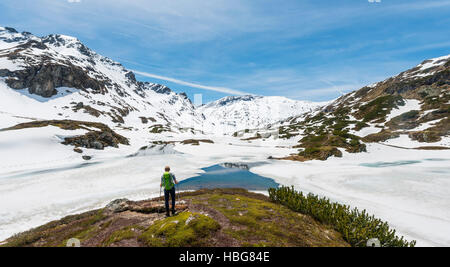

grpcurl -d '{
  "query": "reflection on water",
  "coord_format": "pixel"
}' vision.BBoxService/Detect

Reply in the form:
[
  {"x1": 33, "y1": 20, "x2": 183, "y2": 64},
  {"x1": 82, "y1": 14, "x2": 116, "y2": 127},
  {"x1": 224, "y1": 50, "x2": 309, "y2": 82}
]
[
  {"x1": 360, "y1": 160, "x2": 421, "y2": 168},
  {"x1": 177, "y1": 164, "x2": 279, "y2": 191}
]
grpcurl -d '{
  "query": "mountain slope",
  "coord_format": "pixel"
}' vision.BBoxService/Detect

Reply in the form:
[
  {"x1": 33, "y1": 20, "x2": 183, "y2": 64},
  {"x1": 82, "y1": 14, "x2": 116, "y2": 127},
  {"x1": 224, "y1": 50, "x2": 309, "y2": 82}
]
[
  {"x1": 269, "y1": 54, "x2": 450, "y2": 161},
  {"x1": 0, "y1": 26, "x2": 204, "y2": 137}
]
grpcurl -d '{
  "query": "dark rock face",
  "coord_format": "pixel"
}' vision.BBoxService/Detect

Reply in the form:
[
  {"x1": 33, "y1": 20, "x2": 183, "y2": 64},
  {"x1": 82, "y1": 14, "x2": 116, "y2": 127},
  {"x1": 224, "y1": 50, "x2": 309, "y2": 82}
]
[
  {"x1": 384, "y1": 70, "x2": 450, "y2": 95},
  {"x1": 0, "y1": 69, "x2": 11, "y2": 77},
  {"x1": 180, "y1": 139, "x2": 214, "y2": 145},
  {"x1": 125, "y1": 71, "x2": 136, "y2": 82},
  {"x1": 75, "y1": 102, "x2": 84, "y2": 109},
  {"x1": 63, "y1": 130, "x2": 128, "y2": 150},
  {"x1": 15, "y1": 40, "x2": 48, "y2": 50},
  {"x1": 92, "y1": 141, "x2": 104, "y2": 150},
  {"x1": 214, "y1": 95, "x2": 258, "y2": 107},
  {"x1": 4, "y1": 63, "x2": 107, "y2": 97},
  {"x1": 4, "y1": 27, "x2": 18, "y2": 33},
  {"x1": 362, "y1": 130, "x2": 399, "y2": 143},
  {"x1": 139, "y1": 117, "x2": 148, "y2": 124},
  {"x1": 409, "y1": 131, "x2": 442, "y2": 143},
  {"x1": 1, "y1": 119, "x2": 130, "y2": 149},
  {"x1": 42, "y1": 34, "x2": 93, "y2": 58},
  {"x1": 147, "y1": 83, "x2": 172, "y2": 94}
]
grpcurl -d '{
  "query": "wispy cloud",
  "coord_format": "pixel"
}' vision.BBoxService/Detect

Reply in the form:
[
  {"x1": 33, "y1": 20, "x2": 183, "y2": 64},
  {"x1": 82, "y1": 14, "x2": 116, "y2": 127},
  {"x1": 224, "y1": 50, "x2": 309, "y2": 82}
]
[
  {"x1": 133, "y1": 70, "x2": 249, "y2": 96},
  {"x1": 1, "y1": 0, "x2": 449, "y2": 102},
  {"x1": 390, "y1": 0, "x2": 450, "y2": 10},
  {"x1": 288, "y1": 83, "x2": 366, "y2": 100}
]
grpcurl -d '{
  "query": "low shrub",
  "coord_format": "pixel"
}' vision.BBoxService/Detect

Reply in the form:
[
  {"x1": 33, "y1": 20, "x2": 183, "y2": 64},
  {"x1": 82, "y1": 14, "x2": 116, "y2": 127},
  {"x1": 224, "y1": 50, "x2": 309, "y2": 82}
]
[{"x1": 268, "y1": 186, "x2": 416, "y2": 247}]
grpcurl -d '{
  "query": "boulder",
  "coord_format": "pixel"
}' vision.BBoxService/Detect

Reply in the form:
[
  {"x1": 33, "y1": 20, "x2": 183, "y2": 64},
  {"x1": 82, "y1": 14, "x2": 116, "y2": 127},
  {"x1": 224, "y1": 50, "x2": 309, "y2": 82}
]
[
  {"x1": 105, "y1": 199, "x2": 131, "y2": 213},
  {"x1": 92, "y1": 141, "x2": 103, "y2": 150}
]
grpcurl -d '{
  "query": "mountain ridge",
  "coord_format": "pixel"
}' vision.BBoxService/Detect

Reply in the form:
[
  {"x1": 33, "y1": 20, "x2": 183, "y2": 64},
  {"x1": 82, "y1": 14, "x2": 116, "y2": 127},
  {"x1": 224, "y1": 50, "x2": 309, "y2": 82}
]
[
  {"x1": 1, "y1": 25, "x2": 448, "y2": 159},
  {"x1": 0, "y1": 26, "x2": 321, "y2": 137},
  {"x1": 264, "y1": 53, "x2": 450, "y2": 161}
]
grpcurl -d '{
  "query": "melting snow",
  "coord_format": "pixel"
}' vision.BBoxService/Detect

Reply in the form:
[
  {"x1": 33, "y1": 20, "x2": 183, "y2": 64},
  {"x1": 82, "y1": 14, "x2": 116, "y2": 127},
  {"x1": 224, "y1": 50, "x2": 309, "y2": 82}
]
[
  {"x1": 417, "y1": 55, "x2": 450, "y2": 71},
  {"x1": 385, "y1": 99, "x2": 422, "y2": 122}
]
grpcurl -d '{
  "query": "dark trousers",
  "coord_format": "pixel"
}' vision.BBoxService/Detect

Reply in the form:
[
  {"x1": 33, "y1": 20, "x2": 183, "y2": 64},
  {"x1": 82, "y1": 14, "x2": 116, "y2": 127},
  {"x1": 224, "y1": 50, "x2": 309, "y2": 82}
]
[{"x1": 164, "y1": 187, "x2": 176, "y2": 214}]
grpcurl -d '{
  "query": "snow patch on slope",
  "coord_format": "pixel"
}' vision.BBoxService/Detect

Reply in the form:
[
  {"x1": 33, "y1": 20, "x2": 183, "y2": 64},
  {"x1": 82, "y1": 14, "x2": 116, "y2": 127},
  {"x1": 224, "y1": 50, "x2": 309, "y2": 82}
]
[
  {"x1": 385, "y1": 99, "x2": 422, "y2": 122},
  {"x1": 417, "y1": 54, "x2": 450, "y2": 71},
  {"x1": 398, "y1": 54, "x2": 450, "y2": 80}
]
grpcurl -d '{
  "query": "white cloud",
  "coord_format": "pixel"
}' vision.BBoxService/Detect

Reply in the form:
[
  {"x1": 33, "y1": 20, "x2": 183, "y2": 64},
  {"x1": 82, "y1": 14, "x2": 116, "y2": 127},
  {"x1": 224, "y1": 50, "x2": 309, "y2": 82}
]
[
  {"x1": 67, "y1": 0, "x2": 81, "y2": 3},
  {"x1": 133, "y1": 70, "x2": 249, "y2": 96},
  {"x1": 289, "y1": 83, "x2": 365, "y2": 99}
]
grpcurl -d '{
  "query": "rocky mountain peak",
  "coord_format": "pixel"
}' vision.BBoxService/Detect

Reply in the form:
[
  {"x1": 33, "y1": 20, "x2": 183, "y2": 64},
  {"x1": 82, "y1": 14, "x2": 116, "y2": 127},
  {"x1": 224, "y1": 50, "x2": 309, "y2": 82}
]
[
  {"x1": 0, "y1": 26, "x2": 35, "y2": 44},
  {"x1": 142, "y1": 83, "x2": 173, "y2": 95},
  {"x1": 41, "y1": 34, "x2": 94, "y2": 58},
  {"x1": 0, "y1": 26, "x2": 330, "y2": 135},
  {"x1": 0, "y1": 26, "x2": 18, "y2": 33},
  {"x1": 42, "y1": 34, "x2": 78, "y2": 45},
  {"x1": 209, "y1": 95, "x2": 259, "y2": 107}
]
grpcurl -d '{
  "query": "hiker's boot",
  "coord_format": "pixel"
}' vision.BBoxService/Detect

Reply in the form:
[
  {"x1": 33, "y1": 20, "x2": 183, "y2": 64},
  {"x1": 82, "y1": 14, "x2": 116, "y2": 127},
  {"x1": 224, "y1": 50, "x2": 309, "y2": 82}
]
[
  {"x1": 171, "y1": 209, "x2": 176, "y2": 216},
  {"x1": 166, "y1": 211, "x2": 170, "y2": 217}
]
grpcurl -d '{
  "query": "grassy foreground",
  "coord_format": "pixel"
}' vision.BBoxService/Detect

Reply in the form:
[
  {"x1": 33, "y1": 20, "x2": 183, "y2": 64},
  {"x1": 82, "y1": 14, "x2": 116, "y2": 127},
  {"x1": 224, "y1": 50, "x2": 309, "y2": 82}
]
[{"x1": 1, "y1": 188, "x2": 349, "y2": 247}]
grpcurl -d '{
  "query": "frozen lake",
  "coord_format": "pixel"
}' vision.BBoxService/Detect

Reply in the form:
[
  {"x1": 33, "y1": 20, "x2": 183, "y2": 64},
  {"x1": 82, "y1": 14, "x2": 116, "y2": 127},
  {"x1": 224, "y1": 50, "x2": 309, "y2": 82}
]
[{"x1": 0, "y1": 140, "x2": 449, "y2": 246}]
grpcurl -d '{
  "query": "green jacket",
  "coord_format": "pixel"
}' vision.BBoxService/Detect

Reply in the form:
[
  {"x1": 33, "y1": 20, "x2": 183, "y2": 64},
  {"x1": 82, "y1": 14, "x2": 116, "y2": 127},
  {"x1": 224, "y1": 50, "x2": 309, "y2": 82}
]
[{"x1": 161, "y1": 172, "x2": 176, "y2": 190}]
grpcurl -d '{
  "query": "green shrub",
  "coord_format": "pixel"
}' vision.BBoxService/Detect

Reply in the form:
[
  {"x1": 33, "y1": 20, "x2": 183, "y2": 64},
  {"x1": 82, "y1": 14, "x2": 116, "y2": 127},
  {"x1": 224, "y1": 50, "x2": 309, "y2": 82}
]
[
  {"x1": 359, "y1": 95, "x2": 405, "y2": 122},
  {"x1": 354, "y1": 121, "x2": 369, "y2": 131},
  {"x1": 268, "y1": 186, "x2": 416, "y2": 247},
  {"x1": 397, "y1": 110, "x2": 420, "y2": 120}
]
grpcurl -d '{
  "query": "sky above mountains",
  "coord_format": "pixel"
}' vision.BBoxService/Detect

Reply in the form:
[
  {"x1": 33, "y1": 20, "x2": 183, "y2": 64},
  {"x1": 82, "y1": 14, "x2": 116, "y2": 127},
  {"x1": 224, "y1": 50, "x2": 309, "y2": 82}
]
[{"x1": 1, "y1": 0, "x2": 449, "y2": 103}]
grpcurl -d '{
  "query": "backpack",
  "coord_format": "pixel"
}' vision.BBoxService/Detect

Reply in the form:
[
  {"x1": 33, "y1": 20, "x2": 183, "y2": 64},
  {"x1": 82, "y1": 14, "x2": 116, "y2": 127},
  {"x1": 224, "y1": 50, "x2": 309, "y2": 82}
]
[{"x1": 162, "y1": 172, "x2": 174, "y2": 190}]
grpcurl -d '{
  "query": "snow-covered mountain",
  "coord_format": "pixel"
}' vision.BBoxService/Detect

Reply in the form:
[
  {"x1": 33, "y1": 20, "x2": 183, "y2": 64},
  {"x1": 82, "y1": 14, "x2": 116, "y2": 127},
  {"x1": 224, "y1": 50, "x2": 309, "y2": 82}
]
[
  {"x1": 0, "y1": 26, "x2": 206, "y2": 138},
  {"x1": 0, "y1": 26, "x2": 324, "y2": 140},
  {"x1": 199, "y1": 95, "x2": 324, "y2": 133},
  {"x1": 265, "y1": 53, "x2": 450, "y2": 161}
]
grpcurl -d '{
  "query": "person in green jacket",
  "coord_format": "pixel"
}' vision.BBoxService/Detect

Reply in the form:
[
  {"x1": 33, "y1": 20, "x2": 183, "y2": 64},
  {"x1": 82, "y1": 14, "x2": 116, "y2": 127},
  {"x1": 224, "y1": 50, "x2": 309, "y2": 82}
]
[{"x1": 160, "y1": 166, "x2": 179, "y2": 217}]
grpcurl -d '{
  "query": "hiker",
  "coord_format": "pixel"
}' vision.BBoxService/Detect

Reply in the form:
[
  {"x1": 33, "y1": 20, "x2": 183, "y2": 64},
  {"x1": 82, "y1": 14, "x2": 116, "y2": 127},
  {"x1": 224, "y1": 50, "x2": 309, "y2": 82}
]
[{"x1": 160, "y1": 166, "x2": 179, "y2": 217}]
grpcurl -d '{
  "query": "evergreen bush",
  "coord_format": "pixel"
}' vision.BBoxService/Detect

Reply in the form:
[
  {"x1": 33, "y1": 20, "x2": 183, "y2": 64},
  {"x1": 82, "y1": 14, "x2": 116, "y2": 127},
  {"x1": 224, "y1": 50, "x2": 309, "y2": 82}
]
[{"x1": 269, "y1": 186, "x2": 416, "y2": 247}]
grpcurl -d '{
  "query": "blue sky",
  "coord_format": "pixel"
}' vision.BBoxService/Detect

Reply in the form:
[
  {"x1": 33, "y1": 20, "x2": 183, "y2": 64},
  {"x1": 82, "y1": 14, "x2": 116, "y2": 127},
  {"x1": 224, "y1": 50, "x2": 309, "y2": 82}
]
[{"x1": 1, "y1": 0, "x2": 449, "y2": 103}]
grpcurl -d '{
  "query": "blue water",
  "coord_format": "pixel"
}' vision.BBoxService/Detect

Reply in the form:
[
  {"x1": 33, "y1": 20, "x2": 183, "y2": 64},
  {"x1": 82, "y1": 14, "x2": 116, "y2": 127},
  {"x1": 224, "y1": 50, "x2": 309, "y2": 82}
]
[{"x1": 177, "y1": 164, "x2": 279, "y2": 191}]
